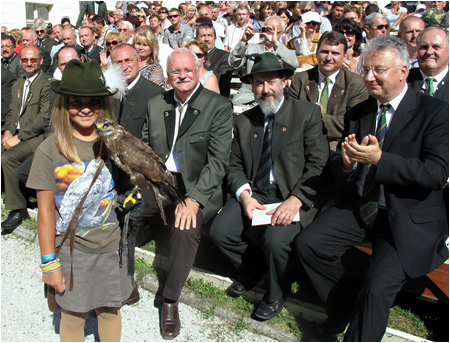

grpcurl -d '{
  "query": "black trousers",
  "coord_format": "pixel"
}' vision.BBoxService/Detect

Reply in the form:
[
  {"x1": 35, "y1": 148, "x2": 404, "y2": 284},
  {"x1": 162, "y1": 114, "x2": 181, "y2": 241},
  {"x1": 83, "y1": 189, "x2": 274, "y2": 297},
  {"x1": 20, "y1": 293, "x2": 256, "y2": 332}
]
[
  {"x1": 295, "y1": 205, "x2": 407, "y2": 342},
  {"x1": 210, "y1": 185, "x2": 300, "y2": 302},
  {"x1": 132, "y1": 173, "x2": 202, "y2": 302}
]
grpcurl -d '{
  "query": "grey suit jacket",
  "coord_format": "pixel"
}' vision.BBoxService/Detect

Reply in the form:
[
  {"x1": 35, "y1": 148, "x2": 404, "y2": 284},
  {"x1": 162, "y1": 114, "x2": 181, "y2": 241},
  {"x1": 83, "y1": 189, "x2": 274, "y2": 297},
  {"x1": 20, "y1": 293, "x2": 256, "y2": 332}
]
[
  {"x1": 1, "y1": 66, "x2": 17, "y2": 126},
  {"x1": 142, "y1": 85, "x2": 233, "y2": 222},
  {"x1": 205, "y1": 47, "x2": 233, "y2": 98},
  {"x1": 290, "y1": 66, "x2": 368, "y2": 141},
  {"x1": 4, "y1": 53, "x2": 25, "y2": 79},
  {"x1": 227, "y1": 96, "x2": 329, "y2": 227}
]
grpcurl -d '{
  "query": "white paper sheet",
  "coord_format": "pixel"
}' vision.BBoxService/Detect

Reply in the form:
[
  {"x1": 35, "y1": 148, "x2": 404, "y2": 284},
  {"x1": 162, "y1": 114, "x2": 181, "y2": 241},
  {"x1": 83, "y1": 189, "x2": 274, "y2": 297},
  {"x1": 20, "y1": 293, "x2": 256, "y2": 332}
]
[{"x1": 251, "y1": 202, "x2": 300, "y2": 226}]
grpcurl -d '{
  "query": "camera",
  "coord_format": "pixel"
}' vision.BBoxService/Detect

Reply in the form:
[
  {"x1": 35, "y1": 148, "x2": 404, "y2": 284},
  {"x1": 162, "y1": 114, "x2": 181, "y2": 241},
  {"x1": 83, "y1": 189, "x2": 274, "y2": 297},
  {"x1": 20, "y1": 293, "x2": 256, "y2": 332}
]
[{"x1": 252, "y1": 27, "x2": 266, "y2": 33}]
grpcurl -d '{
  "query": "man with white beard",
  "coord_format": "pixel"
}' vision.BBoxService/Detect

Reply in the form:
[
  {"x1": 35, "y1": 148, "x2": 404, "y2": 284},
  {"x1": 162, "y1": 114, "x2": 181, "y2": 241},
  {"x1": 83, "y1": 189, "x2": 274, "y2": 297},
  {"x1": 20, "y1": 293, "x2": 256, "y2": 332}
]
[{"x1": 210, "y1": 52, "x2": 329, "y2": 321}]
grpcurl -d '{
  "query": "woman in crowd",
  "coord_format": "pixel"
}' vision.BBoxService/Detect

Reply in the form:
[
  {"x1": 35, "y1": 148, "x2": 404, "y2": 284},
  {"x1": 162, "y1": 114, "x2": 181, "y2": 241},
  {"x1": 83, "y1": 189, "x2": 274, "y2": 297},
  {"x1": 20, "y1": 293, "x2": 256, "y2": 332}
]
[
  {"x1": 292, "y1": 11, "x2": 322, "y2": 59},
  {"x1": 99, "y1": 32, "x2": 126, "y2": 68},
  {"x1": 136, "y1": 9, "x2": 148, "y2": 26},
  {"x1": 107, "y1": 11, "x2": 115, "y2": 25},
  {"x1": 132, "y1": 31, "x2": 165, "y2": 87},
  {"x1": 276, "y1": 8, "x2": 294, "y2": 46},
  {"x1": 382, "y1": 1, "x2": 407, "y2": 31},
  {"x1": 343, "y1": 6, "x2": 362, "y2": 25},
  {"x1": 187, "y1": 40, "x2": 219, "y2": 93},
  {"x1": 27, "y1": 59, "x2": 137, "y2": 342},
  {"x1": 184, "y1": 4, "x2": 197, "y2": 28},
  {"x1": 258, "y1": 1, "x2": 275, "y2": 23},
  {"x1": 10, "y1": 29, "x2": 23, "y2": 54},
  {"x1": 334, "y1": 18, "x2": 363, "y2": 73}
]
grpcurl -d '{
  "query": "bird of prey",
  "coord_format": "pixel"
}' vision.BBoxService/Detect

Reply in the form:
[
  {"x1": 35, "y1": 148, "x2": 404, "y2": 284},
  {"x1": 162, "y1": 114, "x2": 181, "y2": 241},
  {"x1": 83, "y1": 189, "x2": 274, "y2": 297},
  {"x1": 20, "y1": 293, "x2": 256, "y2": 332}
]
[{"x1": 96, "y1": 118, "x2": 183, "y2": 224}]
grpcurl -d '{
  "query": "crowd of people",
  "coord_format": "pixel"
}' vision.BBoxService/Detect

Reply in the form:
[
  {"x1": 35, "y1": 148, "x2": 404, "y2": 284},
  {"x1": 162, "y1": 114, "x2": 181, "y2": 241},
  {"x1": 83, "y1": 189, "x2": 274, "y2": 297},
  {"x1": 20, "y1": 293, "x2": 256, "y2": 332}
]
[{"x1": 1, "y1": 0, "x2": 449, "y2": 342}]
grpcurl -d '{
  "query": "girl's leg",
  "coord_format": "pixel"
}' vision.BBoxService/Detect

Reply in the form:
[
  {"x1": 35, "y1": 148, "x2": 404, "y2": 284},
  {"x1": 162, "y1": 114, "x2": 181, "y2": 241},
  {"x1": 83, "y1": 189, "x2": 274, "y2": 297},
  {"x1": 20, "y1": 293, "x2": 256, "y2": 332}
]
[
  {"x1": 95, "y1": 307, "x2": 121, "y2": 342},
  {"x1": 60, "y1": 308, "x2": 88, "y2": 342}
]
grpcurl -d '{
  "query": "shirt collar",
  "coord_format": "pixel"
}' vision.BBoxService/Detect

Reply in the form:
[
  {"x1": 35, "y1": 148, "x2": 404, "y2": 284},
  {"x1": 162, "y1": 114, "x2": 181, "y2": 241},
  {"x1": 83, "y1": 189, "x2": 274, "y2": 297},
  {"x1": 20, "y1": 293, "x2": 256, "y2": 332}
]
[
  {"x1": 419, "y1": 66, "x2": 449, "y2": 85},
  {"x1": 25, "y1": 71, "x2": 39, "y2": 84},
  {"x1": 318, "y1": 69, "x2": 339, "y2": 85},
  {"x1": 376, "y1": 84, "x2": 408, "y2": 111},
  {"x1": 174, "y1": 83, "x2": 200, "y2": 106},
  {"x1": 127, "y1": 73, "x2": 141, "y2": 91}
]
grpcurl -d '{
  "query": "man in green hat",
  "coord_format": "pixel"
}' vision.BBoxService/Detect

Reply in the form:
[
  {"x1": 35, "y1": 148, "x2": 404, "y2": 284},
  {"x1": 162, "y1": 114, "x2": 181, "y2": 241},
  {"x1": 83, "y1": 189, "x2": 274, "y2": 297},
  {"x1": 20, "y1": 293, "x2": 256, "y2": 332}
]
[{"x1": 210, "y1": 52, "x2": 329, "y2": 321}]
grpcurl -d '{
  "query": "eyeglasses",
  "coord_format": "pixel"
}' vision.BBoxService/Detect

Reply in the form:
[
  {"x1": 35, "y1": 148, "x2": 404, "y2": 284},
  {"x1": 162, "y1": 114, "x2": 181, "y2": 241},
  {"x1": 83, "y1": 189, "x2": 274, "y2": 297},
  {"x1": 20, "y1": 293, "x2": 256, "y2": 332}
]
[
  {"x1": 20, "y1": 58, "x2": 39, "y2": 64},
  {"x1": 337, "y1": 29, "x2": 355, "y2": 37},
  {"x1": 306, "y1": 21, "x2": 320, "y2": 25},
  {"x1": 159, "y1": 11, "x2": 168, "y2": 14},
  {"x1": 168, "y1": 14, "x2": 179, "y2": 19},
  {"x1": 138, "y1": 15, "x2": 145, "y2": 18},
  {"x1": 106, "y1": 40, "x2": 120, "y2": 47},
  {"x1": 371, "y1": 24, "x2": 389, "y2": 30},
  {"x1": 118, "y1": 28, "x2": 128, "y2": 32},
  {"x1": 195, "y1": 52, "x2": 204, "y2": 58},
  {"x1": 169, "y1": 68, "x2": 195, "y2": 76},
  {"x1": 360, "y1": 65, "x2": 400, "y2": 76},
  {"x1": 35, "y1": 29, "x2": 45, "y2": 34}
]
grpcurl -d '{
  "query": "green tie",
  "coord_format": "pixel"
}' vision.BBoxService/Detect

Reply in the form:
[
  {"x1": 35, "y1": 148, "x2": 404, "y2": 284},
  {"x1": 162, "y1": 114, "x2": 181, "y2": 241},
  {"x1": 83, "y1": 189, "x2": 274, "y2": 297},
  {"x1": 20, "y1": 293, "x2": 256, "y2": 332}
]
[
  {"x1": 319, "y1": 78, "x2": 331, "y2": 113},
  {"x1": 426, "y1": 77, "x2": 435, "y2": 96}
]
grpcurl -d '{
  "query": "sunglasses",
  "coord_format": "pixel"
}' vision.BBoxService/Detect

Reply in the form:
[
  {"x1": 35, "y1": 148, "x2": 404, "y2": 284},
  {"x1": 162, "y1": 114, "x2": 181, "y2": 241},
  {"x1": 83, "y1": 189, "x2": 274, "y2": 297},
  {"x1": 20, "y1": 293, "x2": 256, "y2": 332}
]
[
  {"x1": 21, "y1": 58, "x2": 39, "y2": 64},
  {"x1": 138, "y1": 15, "x2": 145, "y2": 18},
  {"x1": 195, "y1": 52, "x2": 204, "y2": 58},
  {"x1": 168, "y1": 14, "x2": 179, "y2": 19},
  {"x1": 159, "y1": 11, "x2": 168, "y2": 14},
  {"x1": 372, "y1": 24, "x2": 389, "y2": 30},
  {"x1": 106, "y1": 40, "x2": 120, "y2": 46},
  {"x1": 118, "y1": 28, "x2": 128, "y2": 32},
  {"x1": 337, "y1": 29, "x2": 355, "y2": 37},
  {"x1": 306, "y1": 21, "x2": 320, "y2": 25},
  {"x1": 35, "y1": 29, "x2": 45, "y2": 34}
]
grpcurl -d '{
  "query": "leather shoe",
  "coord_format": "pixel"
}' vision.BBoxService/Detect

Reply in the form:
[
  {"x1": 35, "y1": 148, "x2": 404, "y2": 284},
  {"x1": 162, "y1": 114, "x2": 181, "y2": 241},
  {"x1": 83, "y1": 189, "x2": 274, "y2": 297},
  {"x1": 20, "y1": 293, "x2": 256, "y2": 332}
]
[
  {"x1": 1, "y1": 210, "x2": 29, "y2": 232},
  {"x1": 160, "y1": 302, "x2": 180, "y2": 340},
  {"x1": 227, "y1": 280, "x2": 248, "y2": 297},
  {"x1": 254, "y1": 297, "x2": 285, "y2": 320}
]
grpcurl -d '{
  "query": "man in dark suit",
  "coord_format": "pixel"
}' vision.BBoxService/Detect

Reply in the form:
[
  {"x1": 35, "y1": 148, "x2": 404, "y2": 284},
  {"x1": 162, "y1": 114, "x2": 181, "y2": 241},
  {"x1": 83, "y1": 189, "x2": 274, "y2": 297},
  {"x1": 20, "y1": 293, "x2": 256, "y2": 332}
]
[
  {"x1": 210, "y1": 53, "x2": 329, "y2": 321},
  {"x1": 1, "y1": 35, "x2": 25, "y2": 78},
  {"x1": 1, "y1": 65, "x2": 17, "y2": 126},
  {"x1": 290, "y1": 31, "x2": 368, "y2": 148},
  {"x1": 407, "y1": 26, "x2": 448, "y2": 102},
  {"x1": 140, "y1": 48, "x2": 233, "y2": 340},
  {"x1": 79, "y1": 26, "x2": 103, "y2": 64},
  {"x1": 76, "y1": 1, "x2": 108, "y2": 27},
  {"x1": 295, "y1": 36, "x2": 449, "y2": 341},
  {"x1": 110, "y1": 44, "x2": 164, "y2": 137},
  {"x1": 196, "y1": 23, "x2": 233, "y2": 97},
  {"x1": 1, "y1": 46, "x2": 52, "y2": 232},
  {"x1": 34, "y1": 22, "x2": 56, "y2": 53},
  {"x1": 21, "y1": 30, "x2": 51, "y2": 73}
]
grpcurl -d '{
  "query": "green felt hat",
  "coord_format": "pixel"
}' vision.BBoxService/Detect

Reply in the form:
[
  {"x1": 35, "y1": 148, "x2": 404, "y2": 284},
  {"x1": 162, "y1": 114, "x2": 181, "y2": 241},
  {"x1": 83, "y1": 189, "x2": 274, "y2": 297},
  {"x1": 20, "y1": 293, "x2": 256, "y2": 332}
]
[
  {"x1": 50, "y1": 59, "x2": 117, "y2": 97},
  {"x1": 240, "y1": 52, "x2": 295, "y2": 84}
]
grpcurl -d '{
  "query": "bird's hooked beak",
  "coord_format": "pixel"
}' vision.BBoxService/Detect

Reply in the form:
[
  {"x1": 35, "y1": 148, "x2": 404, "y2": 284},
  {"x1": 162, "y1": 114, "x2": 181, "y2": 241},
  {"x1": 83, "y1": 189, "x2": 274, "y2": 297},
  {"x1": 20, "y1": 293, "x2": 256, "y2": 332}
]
[{"x1": 96, "y1": 123, "x2": 104, "y2": 131}]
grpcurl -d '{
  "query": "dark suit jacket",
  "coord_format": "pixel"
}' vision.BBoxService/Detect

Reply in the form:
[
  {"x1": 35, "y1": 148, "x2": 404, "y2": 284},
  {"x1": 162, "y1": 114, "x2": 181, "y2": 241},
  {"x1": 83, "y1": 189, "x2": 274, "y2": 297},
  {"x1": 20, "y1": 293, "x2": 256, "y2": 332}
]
[
  {"x1": 39, "y1": 38, "x2": 57, "y2": 53},
  {"x1": 407, "y1": 68, "x2": 449, "y2": 102},
  {"x1": 290, "y1": 66, "x2": 368, "y2": 142},
  {"x1": 113, "y1": 75, "x2": 164, "y2": 138},
  {"x1": 142, "y1": 85, "x2": 233, "y2": 222},
  {"x1": 3, "y1": 70, "x2": 52, "y2": 150},
  {"x1": 331, "y1": 89, "x2": 449, "y2": 278},
  {"x1": 4, "y1": 53, "x2": 25, "y2": 78},
  {"x1": 82, "y1": 44, "x2": 104, "y2": 64},
  {"x1": 38, "y1": 46, "x2": 51, "y2": 73},
  {"x1": 77, "y1": 1, "x2": 108, "y2": 26},
  {"x1": 1, "y1": 66, "x2": 17, "y2": 126},
  {"x1": 205, "y1": 47, "x2": 233, "y2": 98},
  {"x1": 228, "y1": 96, "x2": 329, "y2": 227}
]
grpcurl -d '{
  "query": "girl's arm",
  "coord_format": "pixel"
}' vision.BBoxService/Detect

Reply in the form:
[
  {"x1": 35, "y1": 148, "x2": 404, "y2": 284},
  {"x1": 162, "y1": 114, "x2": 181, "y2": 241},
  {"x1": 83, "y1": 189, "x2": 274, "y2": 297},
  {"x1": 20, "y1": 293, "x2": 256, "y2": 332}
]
[{"x1": 37, "y1": 190, "x2": 66, "y2": 293}]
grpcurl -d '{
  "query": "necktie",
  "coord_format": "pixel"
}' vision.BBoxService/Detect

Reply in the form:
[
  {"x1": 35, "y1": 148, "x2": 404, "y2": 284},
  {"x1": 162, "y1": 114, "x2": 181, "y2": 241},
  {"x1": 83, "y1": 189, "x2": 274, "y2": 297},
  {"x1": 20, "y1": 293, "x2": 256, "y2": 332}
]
[
  {"x1": 359, "y1": 104, "x2": 389, "y2": 225},
  {"x1": 254, "y1": 115, "x2": 273, "y2": 190},
  {"x1": 177, "y1": 103, "x2": 184, "y2": 130},
  {"x1": 118, "y1": 89, "x2": 128, "y2": 122},
  {"x1": 2, "y1": 58, "x2": 8, "y2": 68},
  {"x1": 425, "y1": 77, "x2": 435, "y2": 97},
  {"x1": 319, "y1": 77, "x2": 331, "y2": 114}
]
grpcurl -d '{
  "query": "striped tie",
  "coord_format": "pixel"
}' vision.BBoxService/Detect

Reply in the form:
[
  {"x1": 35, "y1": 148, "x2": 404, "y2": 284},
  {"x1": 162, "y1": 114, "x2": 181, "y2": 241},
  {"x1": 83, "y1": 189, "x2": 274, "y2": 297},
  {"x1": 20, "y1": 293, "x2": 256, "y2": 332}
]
[
  {"x1": 359, "y1": 104, "x2": 389, "y2": 224},
  {"x1": 254, "y1": 115, "x2": 273, "y2": 190}
]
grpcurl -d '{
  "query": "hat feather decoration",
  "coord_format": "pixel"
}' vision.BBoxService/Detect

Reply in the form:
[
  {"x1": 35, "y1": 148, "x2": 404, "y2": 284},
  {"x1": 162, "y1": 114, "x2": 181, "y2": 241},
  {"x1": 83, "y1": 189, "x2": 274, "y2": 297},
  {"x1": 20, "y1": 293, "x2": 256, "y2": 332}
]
[{"x1": 103, "y1": 62, "x2": 128, "y2": 100}]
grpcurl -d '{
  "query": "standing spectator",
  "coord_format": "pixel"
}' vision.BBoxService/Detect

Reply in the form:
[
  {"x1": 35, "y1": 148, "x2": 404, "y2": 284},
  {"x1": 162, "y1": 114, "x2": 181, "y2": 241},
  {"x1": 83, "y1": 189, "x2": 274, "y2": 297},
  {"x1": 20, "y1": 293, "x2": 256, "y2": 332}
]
[
  {"x1": 1, "y1": 46, "x2": 52, "y2": 232},
  {"x1": 79, "y1": 26, "x2": 104, "y2": 64},
  {"x1": 9, "y1": 29, "x2": 24, "y2": 55},
  {"x1": 1, "y1": 66, "x2": 17, "y2": 126},
  {"x1": 50, "y1": 24, "x2": 64, "y2": 60},
  {"x1": 77, "y1": 1, "x2": 108, "y2": 27},
  {"x1": 397, "y1": 16, "x2": 425, "y2": 69},
  {"x1": 34, "y1": 22, "x2": 56, "y2": 53},
  {"x1": 325, "y1": 1, "x2": 346, "y2": 27},
  {"x1": 382, "y1": 1, "x2": 407, "y2": 32},
  {"x1": 224, "y1": 5, "x2": 259, "y2": 52},
  {"x1": 132, "y1": 31, "x2": 164, "y2": 87},
  {"x1": 187, "y1": 39, "x2": 219, "y2": 93},
  {"x1": 1, "y1": 35, "x2": 25, "y2": 78},
  {"x1": 163, "y1": 8, "x2": 194, "y2": 49},
  {"x1": 118, "y1": 21, "x2": 134, "y2": 44},
  {"x1": 363, "y1": 13, "x2": 389, "y2": 43},
  {"x1": 159, "y1": 7, "x2": 172, "y2": 29},
  {"x1": 334, "y1": 18, "x2": 364, "y2": 73}
]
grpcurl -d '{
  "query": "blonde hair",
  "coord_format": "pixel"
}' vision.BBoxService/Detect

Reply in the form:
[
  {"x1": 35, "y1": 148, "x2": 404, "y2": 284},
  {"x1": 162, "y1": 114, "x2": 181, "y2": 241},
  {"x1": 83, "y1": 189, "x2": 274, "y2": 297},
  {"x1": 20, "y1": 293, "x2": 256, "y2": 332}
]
[
  {"x1": 10, "y1": 28, "x2": 23, "y2": 44},
  {"x1": 131, "y1": 31, "x2": 159, "y2": 63},
  {"x1": 50, "y1": 95, "x2": 114, "y2": 165}
]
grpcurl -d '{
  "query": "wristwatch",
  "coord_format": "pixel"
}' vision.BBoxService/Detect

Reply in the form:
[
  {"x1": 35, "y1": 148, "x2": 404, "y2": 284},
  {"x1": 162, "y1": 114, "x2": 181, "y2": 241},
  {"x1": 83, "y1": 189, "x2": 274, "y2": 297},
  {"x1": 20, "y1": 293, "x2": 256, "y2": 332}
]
[
  {"x1": 189, "y1": 197, "x2": 198, "y2": 204},
  {"x1": 17, "y1": 134, "x2": 23, "y2": 141}
]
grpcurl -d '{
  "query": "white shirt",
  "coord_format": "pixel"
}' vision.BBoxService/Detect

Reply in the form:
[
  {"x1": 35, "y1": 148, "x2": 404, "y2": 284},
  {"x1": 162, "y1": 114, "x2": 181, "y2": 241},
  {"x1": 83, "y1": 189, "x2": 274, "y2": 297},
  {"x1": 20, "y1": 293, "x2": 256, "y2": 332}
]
[
  {"x1": 224, "y1": 23, "x2": 260, "y2": 51},
  {"x1": 17, "y1": 73, "x2": 39, "y2": 129},
  {"x1": 318, "y1": 69, "x2": 339, "y2": 102},
  {"x1": 420, "y1": 66, "x2": 449, "y2": 95},
  {"x1": 235, "y1": 97, "x2": 285, "y2": 201}
]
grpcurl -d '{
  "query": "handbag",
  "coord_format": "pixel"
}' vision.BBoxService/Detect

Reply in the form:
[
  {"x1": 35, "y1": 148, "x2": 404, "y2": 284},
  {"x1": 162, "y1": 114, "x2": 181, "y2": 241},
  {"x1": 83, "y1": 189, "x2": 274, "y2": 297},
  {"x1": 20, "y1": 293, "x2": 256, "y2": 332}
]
[{"x1": 44, "y1": 159, "x2": 105, "y2": 312}]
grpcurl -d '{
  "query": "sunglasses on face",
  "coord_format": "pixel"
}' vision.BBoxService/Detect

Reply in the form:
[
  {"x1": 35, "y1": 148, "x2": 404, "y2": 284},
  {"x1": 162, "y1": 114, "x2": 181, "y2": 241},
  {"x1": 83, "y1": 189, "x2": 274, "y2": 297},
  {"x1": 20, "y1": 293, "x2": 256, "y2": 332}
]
[
  {"x1": 35, "y1": 29, "x2": 45, "y2": 34},
  {"x1": 372, "y1": 24, "x2": 389, "y2": 30},
  {"x1": 306, "y1": 21, "x2": 320, "y2": 25},
  {"x1": 21, "y1": 58, "x2": 39, "y2": 64},
  {"x1": 159, "y1": 11, "x2": 168, "y2": 14},
  {"x1": 118, "y1": 28, "x2": 128, "y2": 32},
  {"x1": 106, "y1": 40, "x2": 119, "y2": 46},
  {"x1": 168, "y1": 14, "x2": 179, "y2": 19},
  {"x1": 195, "y1": 52, "x2": 204, "y2": 58},
  {"x1": 337, "y1": 29, "x2": 355, "y2": 37}
]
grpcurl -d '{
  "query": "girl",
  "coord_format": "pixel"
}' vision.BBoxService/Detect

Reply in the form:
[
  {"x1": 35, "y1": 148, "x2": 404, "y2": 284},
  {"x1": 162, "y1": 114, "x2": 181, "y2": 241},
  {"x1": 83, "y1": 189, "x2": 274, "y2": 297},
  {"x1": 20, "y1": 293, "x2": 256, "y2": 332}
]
[{"x1": 27, "y1": 60, "x2": 137, "y2": 342}]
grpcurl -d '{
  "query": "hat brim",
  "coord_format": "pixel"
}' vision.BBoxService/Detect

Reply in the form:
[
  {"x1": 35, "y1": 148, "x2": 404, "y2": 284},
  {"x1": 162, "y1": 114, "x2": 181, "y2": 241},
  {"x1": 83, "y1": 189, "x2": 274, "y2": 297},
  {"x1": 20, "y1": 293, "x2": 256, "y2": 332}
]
[
  {"x1": 240, "y1": 67, "x2": 295, "y2": 84},
  {"x1": 50, "y1": 80, "x2": 118, "y2": 97}
]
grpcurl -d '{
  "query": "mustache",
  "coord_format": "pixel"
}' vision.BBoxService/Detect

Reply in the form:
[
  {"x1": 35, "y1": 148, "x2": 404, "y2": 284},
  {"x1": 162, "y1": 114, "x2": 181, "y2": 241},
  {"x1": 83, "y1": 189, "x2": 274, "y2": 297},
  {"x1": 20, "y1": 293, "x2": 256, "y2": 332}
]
[
  {"x1": 259, "y1": 92, "x2": 276, "y2": 99},
  {"x1": 175, "y1": 77, "x2": 192, "y2": 83}
]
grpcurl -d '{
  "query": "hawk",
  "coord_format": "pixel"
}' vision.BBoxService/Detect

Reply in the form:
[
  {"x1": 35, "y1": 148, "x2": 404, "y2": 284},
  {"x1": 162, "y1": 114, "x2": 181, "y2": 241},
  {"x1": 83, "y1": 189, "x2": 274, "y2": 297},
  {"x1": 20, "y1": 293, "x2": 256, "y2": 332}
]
[{"x1": 96, "y1": 118, "x2": 183, "y2": 224}]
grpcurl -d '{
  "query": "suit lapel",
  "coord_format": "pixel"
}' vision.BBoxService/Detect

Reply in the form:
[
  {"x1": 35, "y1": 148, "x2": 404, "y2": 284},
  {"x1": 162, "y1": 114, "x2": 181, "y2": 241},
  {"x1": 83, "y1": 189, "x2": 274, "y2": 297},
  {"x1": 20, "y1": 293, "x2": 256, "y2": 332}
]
[
  {"x1": 20, "y1": 72, "x2": 41, "y2": 115},
  {"x1": 327, "y1": 69, "x2": 345, "y2": 114},
  {"x1": 435, "y1": 71, "x2": 449, "y2": 99},
  {"x1": 177, "y1": 85, "x2": 203, "y2": 139},
  {"x1": 359, "y1": 97, "x2": 378, "y2": 139},
  {"x1": 305, "y1": 67, "x2": 319, "y2": 103},
  {"x1": 271, "y1": 99, "x2": 289, "y2": 163}
]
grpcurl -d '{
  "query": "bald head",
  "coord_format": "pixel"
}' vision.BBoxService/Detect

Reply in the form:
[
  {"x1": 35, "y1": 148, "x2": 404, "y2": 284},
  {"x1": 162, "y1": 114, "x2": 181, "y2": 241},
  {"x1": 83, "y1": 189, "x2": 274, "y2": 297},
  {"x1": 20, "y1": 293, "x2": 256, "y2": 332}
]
[
  {"x1": 398, "y1": 16, "x2": 425, "y2": 49},
  {"x1": 22, "y1": 30, "x2": 38, "y2": 47},
  {"x1": 62, "y1": 28, "x2": 77, "y2": 46}
]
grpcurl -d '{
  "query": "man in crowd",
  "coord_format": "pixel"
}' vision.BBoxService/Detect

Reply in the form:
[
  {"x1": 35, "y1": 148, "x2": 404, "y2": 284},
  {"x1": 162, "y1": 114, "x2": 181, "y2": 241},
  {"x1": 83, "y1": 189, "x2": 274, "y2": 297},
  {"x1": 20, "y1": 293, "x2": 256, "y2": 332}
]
[
  {"x1": 1, "y1": 66, "x2": 17, "y2": 126},
  {"x1": 158, "y1": 7, "x2": 171, "y2": 30},
  {"x1": 76, "y1": 1, "x2": 108, "y2": 27},
  {"x1": 210, "y1": 4, "x2": 228, "y2": 36},
  {"x1": 61, "y1": 28, "x2": 81, "y2": 50},
  {"x1": 119, "y1": 21, "x2": 134, "y2": 44},
  {"x1": 290, "y1": 31, "x2": 368, "y2": 149},
  {"x1": 90, "y1": 15, "x2": 107, "y2": 46},
  {"x1": 229, "y1": 15, "x2": 298, "y2": 109},
  {"x1": 34, "y1": 22, "x2": 56, "y2": 53},
  {"x1": 198, "y1": 5, "x2": 225, "y2": 45},
  {"x1": 79, "y1": 26, "x2": 103, "y2": 64},
  {"x1": 224, "y1": 5, "x2": 259, "y2": 51},
  {"x1": 140, "y1": 48, "x2": 233, "y2": 340},
  {"x1": 210, "y1": 52, "x2": 329, "y2": 321},
  {"x1": 1, "y1": 35, "x2": 25, "y2": 78},
  {"x1": 296, "y1": 35, "x2": 448, "y2": 342},
  {"x1": 163, "y1": 8, "x2": 194, "y2": 49},
  {"x1": 149, "y1": 14, "x2": 164, "y2": 42},
  {"x1": 50, "y1": 24, "x2": 64, "y2": 60},
  {"x1": 363, "y1": 13, "x2": 389, "y2": 43},
  {"x1": 325, "y1": 1, "x2": 345, "y2": 27},
  {"x1": 1, "y1": 46, "x2": 52, "y2": 232},
  {"x1": 108, "y1": 9, "x2": 124, "y2": 32},
  {"x1": 22, "y1": 30, "x2": 51, "y2": 72},
  {"x1": 196, "y1": 23, "x2": 233, "y2": 97},
  {"x1": 398, "y1": 16, "x2": 425, "y2": 68},
  {"x1": 110, "y1": 44, "x2": 164, "y2": 138},
  {"x1": 407, "y1": 26, "x2": 448, "y2": 102}
]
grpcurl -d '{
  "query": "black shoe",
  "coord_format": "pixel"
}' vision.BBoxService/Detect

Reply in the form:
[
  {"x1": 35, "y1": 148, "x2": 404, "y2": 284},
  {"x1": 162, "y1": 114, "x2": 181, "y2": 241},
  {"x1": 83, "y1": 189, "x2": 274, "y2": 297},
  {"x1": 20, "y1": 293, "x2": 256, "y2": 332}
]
[
  {"x1": 1, "y1": 210, "x2": 29, "y2": 232},
  {"x1": 254, "y1": 297, "x2": 285, "y2": 320},
  {"x1": 160, "y1": 301, "x2": 180, "y2": 340},
  {"x1": 227, "y1": 280, "x2": 248, "y2": 297}
]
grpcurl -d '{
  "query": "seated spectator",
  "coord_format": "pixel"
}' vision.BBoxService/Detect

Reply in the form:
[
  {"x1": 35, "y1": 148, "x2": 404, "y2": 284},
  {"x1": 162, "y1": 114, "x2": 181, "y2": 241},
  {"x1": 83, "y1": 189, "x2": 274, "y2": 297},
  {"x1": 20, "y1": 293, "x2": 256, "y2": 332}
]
[
  {"x1": 118, "y1": 21, "x2": 134, "y2": 44},
  {"x1": 365, "y1": 3, "x2": 380, "y2": 17},
  {"x1": 276, "y1": 8, "x2": 294, "y2": 46},
  {"x1": 325, "y1": 1, "x2": 345, "y2": 27},
  {"x1": 382, "y1": 1, "x2": 407, "y2": 32},
  {"x1": 149, "y1": 14, "x2": 164, "y2": 42},
  {"x1": 127, "y1": 15, "x2": 141, "y2": 31},
  {"x1": 10, "y1": 29, "x2": 24, "y2": 55},
  {"x1": 258, "y1": 1, "x2": 275, "y2": 23},
  {"x1": 363, "y1": 13, "x2": 389, "y2": 44},
  {"x1": 290, "y1": 31, "x2": 368, "y2": 149},
  {"x1": 334, "y1": 18, "x2": 363, "y2": 73},
  {"x1": 163, "y1": 8, "x2": 194, "y2": 49},
  {"x1": 194, "y1": 16, "x2": 224, "y2": 50},
  {"x1": 137, "y1": 9, "x2": 148, "y2": 27},
  {"x1": 1, "y1": 35, "x2": 25, "y2": 78},
  {"x1": 397, "y1": 16, "x2": 425, "y2": 69},
  {"x1": 99, "y1": 31, "x2": 126, "y2": 68},
  {"x1": 224, "y1": 5, "x2": 260, "y2": 52},
  {"x1": 414, "y1": 4, "x2": 427, "y2": 18},
  {"x1": 158, "y1": 7, "x2": 171, "y2": 30},
  {"x1": 79, "y1": 26, "x2": 103, "y2": 64},
  {"x1": 187, "y1": 39, "x2": 219, "y2": 93},
  {"x1": 132, "y1": 31, "x2": 165, "y2": 87},
  {"x1": 34, "y1": 22, "x2": 56, "y2": 53},
  {"x1": 21, "y1": 30, "x2": 51, "y2": 73},
  {"x1": 107, "y1": 11, "x2": 115, "y2": 26},
  {"x1": 290, "y1": 1, "x2": 332, "y2": 37},
  {"x1": 1, "y1": 66, "x2": 17, "y2": 126},
  {"x1": 197, "y1": 5, "x2": 225, "y2": 47},
  {"x1": 210, "y1": 4, "x2": 229, "y2": 37},
  {"x1": 343, "y1": 6, "x2": 362, "y2": 25},
  {"x1": 421, "y1": 8, "x2": 449, "y2": 29},
  {"x1": 1, "y1": 46, "x2": 52, "y2": 233},
  {"x1": 291, "y1": 11, "x2": 322, "y2": 66},
  {"x1": 184, "y1": 4, "x2": 198, "y2": 28},
  {"x1": 61, "y1": 17, "x2": 75, "y2": 31},
  {"x1": 50, "y1": 24, "x2": 64, "y2": 60}
]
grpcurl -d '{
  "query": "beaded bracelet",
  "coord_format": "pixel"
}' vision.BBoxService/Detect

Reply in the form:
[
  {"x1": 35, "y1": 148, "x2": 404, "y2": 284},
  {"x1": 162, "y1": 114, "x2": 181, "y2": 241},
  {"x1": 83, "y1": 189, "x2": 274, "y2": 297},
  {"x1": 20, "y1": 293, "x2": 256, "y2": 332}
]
[
  {"x1": 41, "y1": 253, "x2": 57, "y2": 264},
  {"x1": 40, "y1": 258, "x2": 62, "y2": 274}
]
